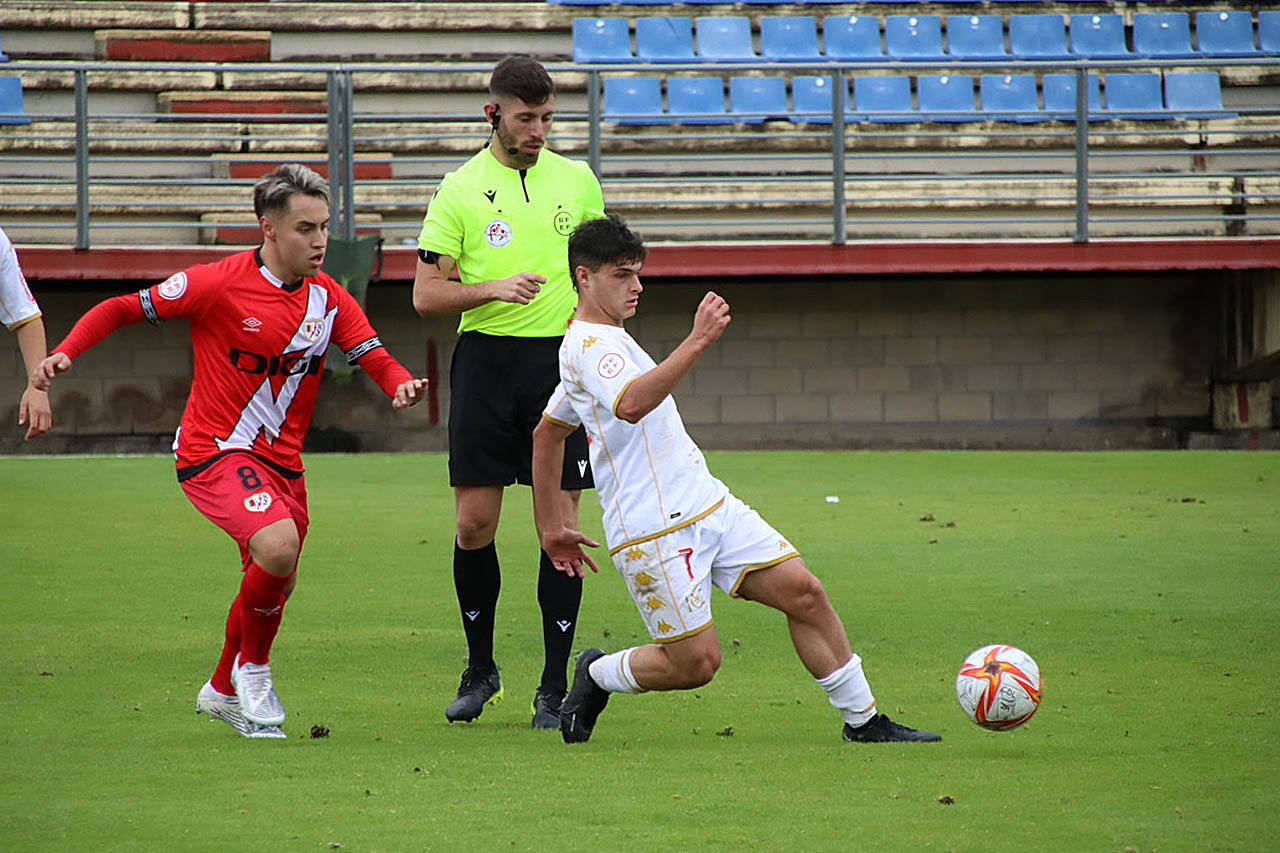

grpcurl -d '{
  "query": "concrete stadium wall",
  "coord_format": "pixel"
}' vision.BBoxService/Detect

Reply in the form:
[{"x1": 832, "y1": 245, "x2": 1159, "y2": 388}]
[{"x1": 1, "y1": 269, "x2": 1227, "y2": 453}]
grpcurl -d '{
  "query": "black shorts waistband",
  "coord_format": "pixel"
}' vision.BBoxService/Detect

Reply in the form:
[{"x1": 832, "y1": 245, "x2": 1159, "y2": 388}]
[{"x1": 177, "y1": 449, "x2": 305, "y2": 483}]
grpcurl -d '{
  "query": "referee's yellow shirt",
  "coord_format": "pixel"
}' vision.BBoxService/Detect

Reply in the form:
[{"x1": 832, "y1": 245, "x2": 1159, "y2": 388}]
[{"x1": 417, "y1": 146, "x2": 606, "y2": 337}]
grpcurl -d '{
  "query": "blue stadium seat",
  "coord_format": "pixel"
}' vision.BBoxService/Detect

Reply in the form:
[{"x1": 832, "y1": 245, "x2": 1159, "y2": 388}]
[
  {"x1": 791, "y1": 75, "x2": 852, "y2": 124},
  {"x1": 695, "y1": 17, "x2": 757, "y2": 62},
  {"x1": 980, "y1": 74, "x2": 1041, "y2": 122},
  {"x1": 1261, "y1": 11, "x2": 1280, "y2": 54},
  {"x1": 603, "y1": 76, "x2": 665, "y2": 124},
  {"x1": 1043, "y1": 72, "x2": 1102, "y2": 121},
  {"x1": 1070, "y1": 14, "x2": 1132, "y2": 59},
  {"x1": 885, "y1": 15, "x2": 946, "y2": 61},
  {"x1": 1195, "y1": 11, "x2": 1259, "y2": 57},
  {"x1": 761, "y1": 16, "x2": 822, "y2": 62},
  {"x1": 667, "y1": 76, "x2": 731, "y2": 123},
  {"x1": 572, "y1": 18, "x2": 632, "y2": 63},
  {"x1": 1103, "y1": 72, "x2": 1165, "y2": 119},
  {"x1": 947, "y1": 15, "x2": 1009, "y2": 60},
  {"x1": 1133, "y1": 13, "x2": 1195, "y2": 59},
  {"x1": 823, "y1": 15, "x2": 884, "y2": 61},
  {"x1": 853, "y1": 75, "x2": 914, "y2": 123},
  {"x1": 0, "y1": 76, "x2": 29, "y2": 124},
  {"x1": 1163, "y1": 71, "x2": 1235, "y2": 119},
  {"x1": 1009, "y1": 14, "x2": 1072, "y2": 61},
  {"x1": 917, "y1": 74, "x2": 976, "y2": 122},
  {"x1": 729, "y1": 76, "x2": 788, "y2": 123},
  {"x1": 636, "y1": 17, "x2": 696, "y2": 63}
]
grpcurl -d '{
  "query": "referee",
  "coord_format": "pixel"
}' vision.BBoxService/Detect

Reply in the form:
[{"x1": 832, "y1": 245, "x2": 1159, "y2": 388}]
[{"x1": 412, "y1": 56, "x2": 605, "y2": 728}]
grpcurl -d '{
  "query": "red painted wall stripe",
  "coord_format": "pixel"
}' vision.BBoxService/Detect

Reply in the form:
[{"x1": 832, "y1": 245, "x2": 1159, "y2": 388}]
[{"x1": 14, "y1": 239, "x2": 1280, "y2": 283}]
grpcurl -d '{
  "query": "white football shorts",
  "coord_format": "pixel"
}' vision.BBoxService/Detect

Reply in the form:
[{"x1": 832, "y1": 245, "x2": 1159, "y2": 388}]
[{"x1": 610, "y1": 492, "x2": 800, "y2": 643}]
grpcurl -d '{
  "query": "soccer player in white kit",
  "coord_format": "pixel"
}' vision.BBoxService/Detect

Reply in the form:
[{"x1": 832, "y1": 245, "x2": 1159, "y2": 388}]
[
  {"x1": 0, "y1": 226, "x2": 52, "y2": 440},
  {"x1": 532, "y1": 215, "x2": 942, "y2": 745}
]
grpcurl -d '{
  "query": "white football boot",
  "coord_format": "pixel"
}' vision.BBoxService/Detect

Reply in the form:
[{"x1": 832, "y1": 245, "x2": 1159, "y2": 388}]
[
  {"x1": 231, "y1": 656, "x2": 287, "y2": 726},
  {"x1": 196, "y1": 681, "x2": 286, "y2": 739}
]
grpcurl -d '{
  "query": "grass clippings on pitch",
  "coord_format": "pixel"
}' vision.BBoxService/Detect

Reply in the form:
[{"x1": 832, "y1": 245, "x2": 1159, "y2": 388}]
[{"x1": 2, "y1": 450, "x2": 1277, "y2": 852}]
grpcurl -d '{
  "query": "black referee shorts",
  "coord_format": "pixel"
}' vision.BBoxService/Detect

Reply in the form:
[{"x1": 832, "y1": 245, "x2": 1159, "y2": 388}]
[{"x1": 448, "y1": 330, "x2": 593, "y2": 490}]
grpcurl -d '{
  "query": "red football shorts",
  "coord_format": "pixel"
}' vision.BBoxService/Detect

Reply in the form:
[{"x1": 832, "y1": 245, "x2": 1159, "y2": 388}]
[{"x1": 179, "y1": 453, "x2": 310, "y2": 565}]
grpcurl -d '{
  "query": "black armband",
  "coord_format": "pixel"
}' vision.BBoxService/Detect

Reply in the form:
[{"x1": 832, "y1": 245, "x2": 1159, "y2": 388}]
[{"x1": 418, "y1": 249, "x2": 442, "y2": 265}]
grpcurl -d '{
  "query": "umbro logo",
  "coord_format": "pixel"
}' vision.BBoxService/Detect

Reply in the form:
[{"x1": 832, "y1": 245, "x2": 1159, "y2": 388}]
[
  {"x1": 556, "y1": 620, "x2": 572, "y2": 632},
  {"x1": 464, "y1": 610, "x2": 480, "y2": 622},
  {"x1": 242, "y1": 316, "x2": 262, "y2": 333},
  {"x1": 483, "y1": 190, "x2": 497, "y2": 203}
]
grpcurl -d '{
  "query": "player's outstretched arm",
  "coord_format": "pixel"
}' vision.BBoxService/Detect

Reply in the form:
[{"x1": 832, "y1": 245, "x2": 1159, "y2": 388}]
[
  {"x1": 532, "y1": 416, "x2": 599, "y2": 577},
  {"x1": 33, "y1": 291, "x2": 150, "y2": 393},
  {"x1": 614, "y1": 291, "x2": 731, "y2": 424},
  {"x1": 411, "y1": 253, "x2": 545, "y2": 316}
]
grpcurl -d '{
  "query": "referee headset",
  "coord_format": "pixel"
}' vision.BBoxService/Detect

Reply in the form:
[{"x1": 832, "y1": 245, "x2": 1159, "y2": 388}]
[{"x1": 489, "y1": 106, "x2": 520, "y2": 157}]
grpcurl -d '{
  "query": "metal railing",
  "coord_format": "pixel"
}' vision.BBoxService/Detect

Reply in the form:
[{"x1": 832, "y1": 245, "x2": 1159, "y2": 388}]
[{"x1": 1, "y1": 58, "x2": 1277, "y2": 248}]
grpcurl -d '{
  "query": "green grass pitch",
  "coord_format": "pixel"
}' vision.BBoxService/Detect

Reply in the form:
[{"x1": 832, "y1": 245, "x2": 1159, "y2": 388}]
[{"x1": 2, "y1": 450, "x2": 1277, "y2": 851}]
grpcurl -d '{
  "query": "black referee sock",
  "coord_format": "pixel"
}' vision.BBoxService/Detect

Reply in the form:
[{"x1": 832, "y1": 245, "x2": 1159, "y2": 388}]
[
  {"x1": 453, "y1": 540, "x2": 501, "y2": 671},
  {"x1": 537, "y1": 548, "x2": 582, "y2": 695}
]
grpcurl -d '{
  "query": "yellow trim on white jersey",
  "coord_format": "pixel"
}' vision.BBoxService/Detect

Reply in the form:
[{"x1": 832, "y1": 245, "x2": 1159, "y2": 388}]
[
  {"x1": 608, "y1": 496, "x2": 725, "y2": 556},
  {"x1": 5, "y1": 311, "x2": 41, "y2": 332},
  {"x1": 653, "y1": 619, "x2": 716, "y2": 645},
  {"x1": 540, "y1": 411, "x2": 576, "y2": 431},
  {"x1": 611, "y1": 375, "x2": 639, "y2": 419},
  {"x1": 728, "y1": 551, "x2": 801, "y2": 598}
]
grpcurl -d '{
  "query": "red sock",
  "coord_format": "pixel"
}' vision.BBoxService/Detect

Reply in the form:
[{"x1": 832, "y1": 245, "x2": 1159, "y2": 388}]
[
  {"x1": 210, "y1": 595, "x2": 243, "y2": 695},
  {"x1": 238, "y1": 562, "x2": 293, "y2": 665}
]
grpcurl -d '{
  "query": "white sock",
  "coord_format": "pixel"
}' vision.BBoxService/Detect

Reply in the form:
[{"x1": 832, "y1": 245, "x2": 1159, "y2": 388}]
[
  {"x1": 588, "y1": 647, "x2": 646, "y2": 694},
  {"x1": 816, "y1": 653, "x2": 877, "y2": 727}
]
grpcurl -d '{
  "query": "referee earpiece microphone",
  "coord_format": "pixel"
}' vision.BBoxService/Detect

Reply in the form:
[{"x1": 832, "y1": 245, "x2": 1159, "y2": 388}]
[{"x1": 490, "y1": 109, "x2": 519, "y2": 157}]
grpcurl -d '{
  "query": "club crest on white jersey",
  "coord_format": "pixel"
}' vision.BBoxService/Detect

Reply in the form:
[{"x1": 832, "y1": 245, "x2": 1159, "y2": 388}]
[{"x1": 597, "y1": 352, "x2": 625, "y2": 379}]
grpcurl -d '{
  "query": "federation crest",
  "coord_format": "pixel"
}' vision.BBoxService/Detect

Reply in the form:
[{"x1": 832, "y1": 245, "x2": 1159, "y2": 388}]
[
  {"x1": 484, "y1": 219, "x2": 513, "y2": 248},
  {"x1": 553, "y1": 209, "x2": 575, "y2": 236},
  {"x1": 157, "y1": 272, "x2": 188, "y2": 301},
  {"x1": 597, "y1": 352, "x2": 626, "y2": 379},
  {"x1": 244, "y1": 491, "x2": 273, "y2": 513}
]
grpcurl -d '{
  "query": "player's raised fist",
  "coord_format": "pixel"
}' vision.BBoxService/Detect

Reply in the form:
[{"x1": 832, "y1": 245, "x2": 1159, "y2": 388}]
[{"x1": 691, "y1": 291, "x2": 731, "y2": 346}]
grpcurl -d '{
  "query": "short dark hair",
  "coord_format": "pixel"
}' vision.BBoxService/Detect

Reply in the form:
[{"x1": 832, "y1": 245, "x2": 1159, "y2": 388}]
[
  {"x1": 253, "y1": 163, "x2": 329, "y2": 219},
  {"x1": 568, "y1": 215, "x2": 648, "y2": 290},
  {"x1": 489, "y1": 55, "x2": 554, "y2": 106}
]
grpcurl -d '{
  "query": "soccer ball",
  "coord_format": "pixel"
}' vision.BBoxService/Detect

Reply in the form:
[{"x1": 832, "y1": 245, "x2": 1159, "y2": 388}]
[{"x1": 955, "y1": 644, "x2": 1043, "y2": 731}]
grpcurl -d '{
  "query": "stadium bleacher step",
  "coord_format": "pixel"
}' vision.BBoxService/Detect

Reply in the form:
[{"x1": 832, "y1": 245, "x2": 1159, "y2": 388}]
[
  {"x1": 210, "y1": 153, "x2": 395, "y2": 181},
  {"x1": 96, "y1": 28, "x2": 271, "y2": 62},
  {"x1": 199, "y1": 211, "x2": 383, "y2": 245},
  {"x1": 17, "y1": 64, "x2": 219, "y2": 94},
  {"x1": 158, "y1": 90, "x2": 328, "y2": 117}
]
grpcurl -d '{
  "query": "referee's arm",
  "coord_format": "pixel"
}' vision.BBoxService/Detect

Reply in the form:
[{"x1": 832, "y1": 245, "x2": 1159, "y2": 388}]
[{"x1": 411, "y1": 251, "x2": 546, "y2": 317}]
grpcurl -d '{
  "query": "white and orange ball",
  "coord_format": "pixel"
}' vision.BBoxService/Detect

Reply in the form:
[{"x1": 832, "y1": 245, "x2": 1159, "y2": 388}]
[{"x1": 955, "y1": 644, "x2": 1043, "y2": 731}]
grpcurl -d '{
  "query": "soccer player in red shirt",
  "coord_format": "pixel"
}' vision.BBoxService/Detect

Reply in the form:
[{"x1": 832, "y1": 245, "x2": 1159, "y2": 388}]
[{"x1": 35, "y1": 164, "x2": 428, "y2": 738}]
